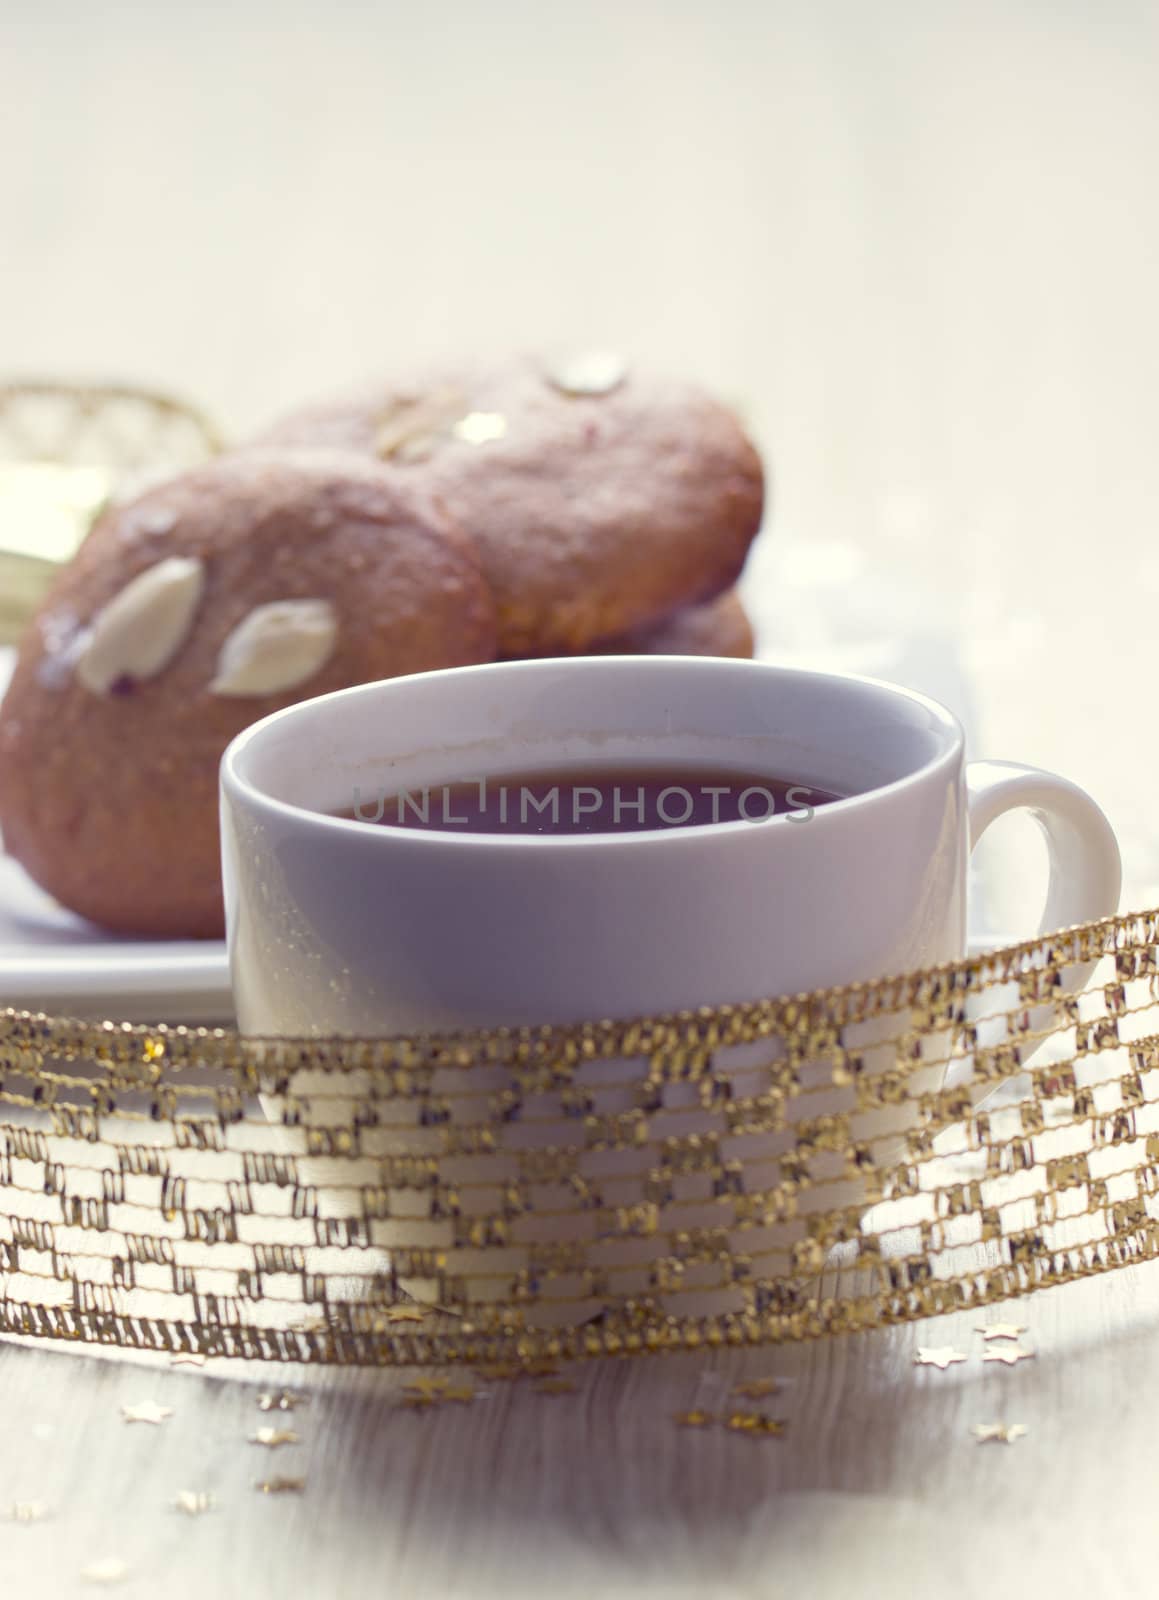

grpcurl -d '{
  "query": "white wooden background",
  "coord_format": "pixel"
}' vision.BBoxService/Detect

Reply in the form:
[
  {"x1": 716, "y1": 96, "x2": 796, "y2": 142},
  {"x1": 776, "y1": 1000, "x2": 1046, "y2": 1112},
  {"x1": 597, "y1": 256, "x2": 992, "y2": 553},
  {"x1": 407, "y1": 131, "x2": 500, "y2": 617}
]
[{"x1": 2, "y1": 1, "x2": 1159, "y2": 1594}]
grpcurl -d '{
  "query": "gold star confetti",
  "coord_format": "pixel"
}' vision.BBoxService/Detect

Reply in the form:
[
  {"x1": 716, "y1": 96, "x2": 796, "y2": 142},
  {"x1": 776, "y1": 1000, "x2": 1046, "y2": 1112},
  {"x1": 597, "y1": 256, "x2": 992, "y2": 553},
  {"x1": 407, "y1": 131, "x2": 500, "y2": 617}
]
[
  {"x1": 257, "y1": 1391, "x2": 308, "y2": 1413},
  {"x1": 169, "y1": 1352, "x2": 208, "y2": 1368},
  {"x1": 477, "y1": 1364, "x2": 524, "y2": 1382},
  {"x1": 451, "y1": 411, "x2": 508, "y2": 445},
  {"x1": 254, "y1": 1476, "x2": 305, "y2": 1495},
  {"x1": 402, "y1": 1376, "x2": 451, "y2": 1400},
  {"x1": 972, "y1": 1423, "x2": 1029, "y2": 1444},
  {"x1": 80, "y1": 1558, "x2": 130, "y2": 1585},
  {"x1": 121, "y1": 1400, "x2": 173, "y2": 1425},
  {"x1": 173, "y1": 1490, "x2": 214, "y2": 1516},
  {"x1": 725, "y1": 1412, "x2": 786, "y2": 1438},
  {"x1": 250, "y1": 1427, "x2": 300, "y2": 1448},
  {"x1": 397, "y1": 1379, "x2": 476, "y2": 1409},
  {"x1": 534, "y1": 1378, "x2": 578, "y2": 1396},
  {"x1": 675, "y1": 1410, "x2": 716, "y2": 1428},
  {"x1": 914, "y1": 1346, "x2": 968, "y2": 1371},
  {"x1": 2, "y1": 1501, "x2": 51, "y2": 1523},
  {"x1": 976, "y1": 1322, "x2": 1028, "y2": 1342},
  {"x1": 732, "y1": 1378, "x2": 783, "y2": 1399},
  {"x1": 982, "y1": 1345, "x2": 1036, "y2": 1367}
]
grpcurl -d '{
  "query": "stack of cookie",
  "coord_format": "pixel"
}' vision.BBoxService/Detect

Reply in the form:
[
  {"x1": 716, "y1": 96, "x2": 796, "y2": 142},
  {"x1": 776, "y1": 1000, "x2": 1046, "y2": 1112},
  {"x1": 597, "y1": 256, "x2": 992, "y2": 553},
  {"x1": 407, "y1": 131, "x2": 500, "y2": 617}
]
[{"x1": 0, "y1": 354, "x2": 766, "y2": 936}]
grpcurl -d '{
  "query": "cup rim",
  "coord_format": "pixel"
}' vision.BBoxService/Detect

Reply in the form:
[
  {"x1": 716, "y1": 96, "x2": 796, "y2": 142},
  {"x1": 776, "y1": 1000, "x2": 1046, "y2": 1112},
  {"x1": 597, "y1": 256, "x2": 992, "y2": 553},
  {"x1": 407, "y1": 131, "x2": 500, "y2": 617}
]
[{"x1": 219, "y1": 655, "x2": 965, "y2": 852}]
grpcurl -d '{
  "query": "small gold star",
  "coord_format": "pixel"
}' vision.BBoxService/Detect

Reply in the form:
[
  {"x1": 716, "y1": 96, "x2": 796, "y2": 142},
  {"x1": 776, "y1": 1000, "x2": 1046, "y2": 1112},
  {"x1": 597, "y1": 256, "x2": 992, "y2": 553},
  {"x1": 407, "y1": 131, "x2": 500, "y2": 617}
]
[
  {"x1": 477, "y1": 1364, "x2": 523, "y2": 1382},
  {"x1": 80, "y1": 1558, "x2": 130, "y2": 1585},
  {"x1": 173, "y1": 1490, "x2": 214, "y2": 1516},
  {"x1": 914, "y1": 1347, "x2": 968, "y2": 1371},
  {"x1": 725, "y1": 1412, "x2": 786, "y2": 1437},
  {"x1": 972, "y1": 1423, "x2": 1029, "y2": 1444},
  {"x1": 254, "y1": 1476, "x2": 305, "y2": 1495},
  {"x1": 121, "y1": 1400, "x2": 173, "y2": 1425},
  {"x1": 250, "y1": 1428, "x2": 300, "y2": 1448},
  {"x1": 534, "y1": 1378, "x2": 577, "y2": 1396},
  {"x1": 675, "y1": 1410, "x2": 716, "y2": 1428},
  {"x1": 976, "y1": 1322, "x2": 1027, "y2": 1342},
  {"x1": 982, "y1": 1345, "x2": 1035, "y2": 1367},
  {"x1": 451, "y1": 411, "x2": 508, "y2": 446},
  {"x1": 257, "y1": 1391, "x2": 308, "y2": 1413},
  {"x1": 732, "y1": 1378, "x2": 782, "y2": 1399},
  {"x1": 2, "y1": 1501, "x2": 51, "y2": 1523},
  {"x1": 169, "y1": 1352, "x2": 208, "y2": 1368},
  {"x1": 397, "y1": 1379, "x2": 476, "y2": 1410},
  {"x1": 403, "y1": 1376, "x2": 451, "y2": 1400}
]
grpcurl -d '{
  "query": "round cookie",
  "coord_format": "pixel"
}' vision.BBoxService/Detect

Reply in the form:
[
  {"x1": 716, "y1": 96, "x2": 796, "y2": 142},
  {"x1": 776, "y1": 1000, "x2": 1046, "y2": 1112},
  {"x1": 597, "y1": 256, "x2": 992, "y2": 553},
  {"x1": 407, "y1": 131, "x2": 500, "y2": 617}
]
[
  {"x1": 0, "y1": 449, "x2": 497, "y2": 938},
  {"x1": 251, "y1": 356, "x2": 765, "y2": 656},
  {"x1": 590, "y1": 589, "x2": 754, "y2": 660}
]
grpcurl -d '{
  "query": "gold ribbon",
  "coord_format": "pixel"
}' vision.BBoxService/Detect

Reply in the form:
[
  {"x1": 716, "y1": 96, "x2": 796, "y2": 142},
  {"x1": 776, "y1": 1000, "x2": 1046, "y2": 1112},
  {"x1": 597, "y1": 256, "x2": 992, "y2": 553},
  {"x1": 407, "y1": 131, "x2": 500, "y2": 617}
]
[{"x1": 1, "y1": 910, "x2": 1154, "y2": 1366}]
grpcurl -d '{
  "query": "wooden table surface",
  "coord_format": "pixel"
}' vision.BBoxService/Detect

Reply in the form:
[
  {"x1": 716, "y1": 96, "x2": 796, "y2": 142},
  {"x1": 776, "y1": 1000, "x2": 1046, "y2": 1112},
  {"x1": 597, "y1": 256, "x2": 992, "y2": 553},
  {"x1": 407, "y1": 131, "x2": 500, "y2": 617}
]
[
  {"x1": 4, "y1": 1267, "x2": 1158, "y2": 1600},
  {"x1": 3, "y1": 2, "x2": 1159, "y2": 1594}
]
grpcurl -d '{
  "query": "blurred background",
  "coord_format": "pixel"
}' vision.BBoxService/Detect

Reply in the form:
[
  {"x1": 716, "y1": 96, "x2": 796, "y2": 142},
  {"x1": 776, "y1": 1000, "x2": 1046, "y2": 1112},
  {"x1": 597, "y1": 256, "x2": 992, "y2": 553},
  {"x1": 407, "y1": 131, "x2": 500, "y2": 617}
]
[{"x1": 2, "y1": 0, "x2": 1157, "y2": 927}]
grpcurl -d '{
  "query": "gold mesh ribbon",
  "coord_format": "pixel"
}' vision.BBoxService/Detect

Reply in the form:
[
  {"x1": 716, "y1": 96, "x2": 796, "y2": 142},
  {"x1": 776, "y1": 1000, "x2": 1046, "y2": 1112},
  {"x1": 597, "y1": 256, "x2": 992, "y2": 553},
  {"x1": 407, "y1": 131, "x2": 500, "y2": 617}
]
[{"x1": 2, "y1": 909, "x2": 1157, "y2": 1366}]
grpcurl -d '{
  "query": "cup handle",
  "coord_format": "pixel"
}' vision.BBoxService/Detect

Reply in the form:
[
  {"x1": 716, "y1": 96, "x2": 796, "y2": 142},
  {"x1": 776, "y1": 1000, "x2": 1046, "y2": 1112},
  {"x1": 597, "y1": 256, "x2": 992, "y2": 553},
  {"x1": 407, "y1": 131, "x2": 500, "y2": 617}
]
[{"x1": 966, "y1": 759, "x2": 1122, "y2": 964}]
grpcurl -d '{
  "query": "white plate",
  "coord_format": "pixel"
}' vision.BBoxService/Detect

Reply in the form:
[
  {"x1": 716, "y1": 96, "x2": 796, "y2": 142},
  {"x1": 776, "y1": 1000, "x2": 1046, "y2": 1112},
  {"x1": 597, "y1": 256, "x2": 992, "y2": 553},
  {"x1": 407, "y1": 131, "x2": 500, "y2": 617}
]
[
  {"x1": 0, "y1": 846, "x2": 231, "y2": 1023},
  {"x1": 0, "y1": 626, "x2": 1002, "y2": 1027},
  {"x1": 0, "y1": 836, "x2": 1007, "y2": 1028},
  {"x1": 0, "y1": 840, "x2": 1004, "y2": 1029}
]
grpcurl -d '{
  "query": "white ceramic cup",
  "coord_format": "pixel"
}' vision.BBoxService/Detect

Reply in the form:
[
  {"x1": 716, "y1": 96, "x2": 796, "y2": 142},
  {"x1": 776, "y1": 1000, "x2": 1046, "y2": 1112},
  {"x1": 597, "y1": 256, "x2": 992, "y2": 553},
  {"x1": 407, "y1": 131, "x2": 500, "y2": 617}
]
[
  {"x1": 220, "y1": 656, "x2": 1121, "y2": 1037},
  {"x1": 220, "y1": 657, "x2": 1121, "y2": 1323}
]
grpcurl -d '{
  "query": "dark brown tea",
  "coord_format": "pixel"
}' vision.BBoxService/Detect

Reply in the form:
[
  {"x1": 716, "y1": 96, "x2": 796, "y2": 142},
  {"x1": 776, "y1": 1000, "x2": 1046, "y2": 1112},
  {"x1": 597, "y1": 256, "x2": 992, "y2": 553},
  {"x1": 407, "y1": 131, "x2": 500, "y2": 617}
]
[{"x1": 337, "y1": 765, "x2": 846, "y2": 835}]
